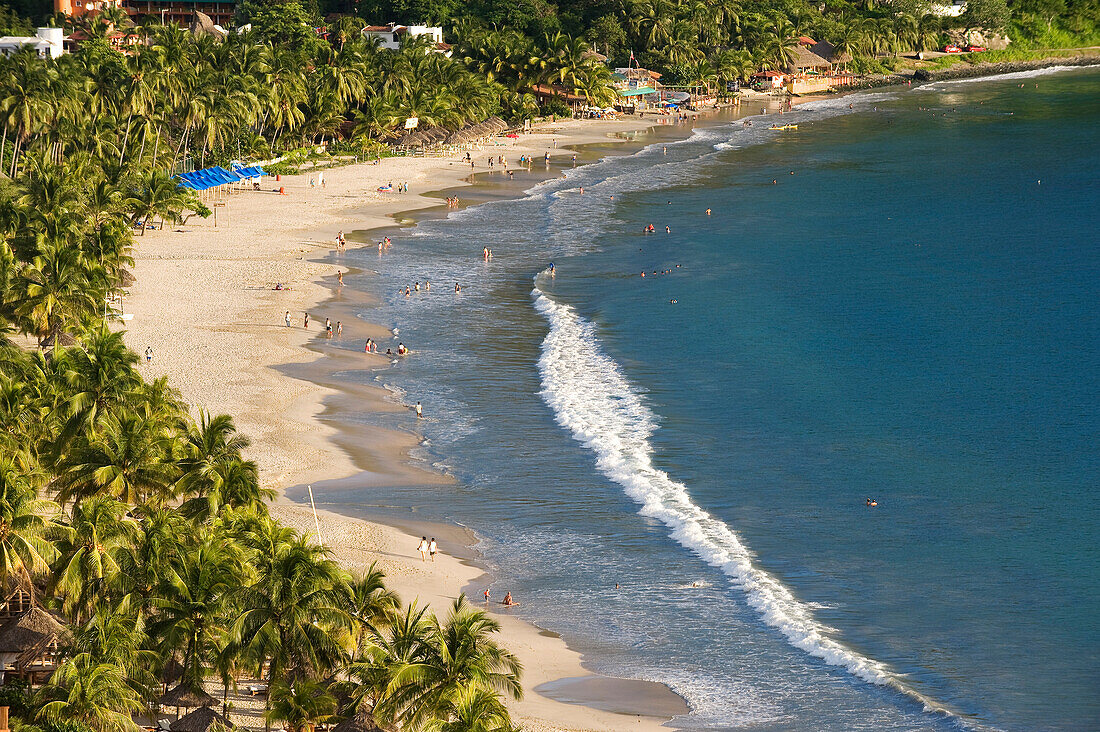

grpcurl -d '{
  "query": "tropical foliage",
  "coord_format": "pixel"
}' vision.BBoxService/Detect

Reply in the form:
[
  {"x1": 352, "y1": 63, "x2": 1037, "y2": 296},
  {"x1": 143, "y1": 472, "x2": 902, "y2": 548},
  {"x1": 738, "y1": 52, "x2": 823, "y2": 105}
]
[{"x1": 0, "y1": 21, "x2": 524, "y2": 728}]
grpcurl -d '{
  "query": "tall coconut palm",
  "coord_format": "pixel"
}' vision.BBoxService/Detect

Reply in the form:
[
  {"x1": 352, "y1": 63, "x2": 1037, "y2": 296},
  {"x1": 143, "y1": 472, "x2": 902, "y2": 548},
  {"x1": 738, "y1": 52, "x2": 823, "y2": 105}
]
[
  {"x1": 381, "y1": 596, "x2": 522, "y2": 729},
  {"x1": 48, "y1": 496, "x2": 138, "y2": 620},
  {"x1": 151, "y1": 529, "x2": 245, "y2": 690},
  {"x1": 229, "y1": 535, "x2": 350, "y2": 730},
  {"x1": 124, "y1": 170, "x2": 196, "y2": 234},
  {"x1": 13, "y1": 237, "x2": 102, "y2": 345},
  {"x1": 55, "y1": 413, "x2": 177, "y2": 506},
  {"x1": 0, "y1": 455, "x2": 57, "y2": 594},
  {"x1": 264, "y1": 679, "x2": 337, "y2": 732}
]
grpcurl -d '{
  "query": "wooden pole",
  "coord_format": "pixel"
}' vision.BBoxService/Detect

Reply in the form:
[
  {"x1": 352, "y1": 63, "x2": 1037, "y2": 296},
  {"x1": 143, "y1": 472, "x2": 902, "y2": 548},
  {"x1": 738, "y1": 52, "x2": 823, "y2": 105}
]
[
  {"x1": 308, "y1": 485, "x2": 324, "y2": 547},
  {"x1": 0, "y1": 705, "x2": 10, "y2": 732}
]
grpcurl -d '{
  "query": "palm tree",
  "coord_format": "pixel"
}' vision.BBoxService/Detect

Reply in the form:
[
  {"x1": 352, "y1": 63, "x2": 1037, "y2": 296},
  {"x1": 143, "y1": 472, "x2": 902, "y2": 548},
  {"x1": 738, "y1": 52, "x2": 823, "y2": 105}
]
[
  {"x1": 125, "y1": 170, "x2": 197, "y2": 234},
  {"x1": 49, "y1": 496, "x2": 138, "y2": 620},
  {"x1": 13, "y1": 237, "x2": 102, "y2": 344},
  {"x1": 151, "y1": 529, "x2": 245, "y2": 690},
  {"x1": 229, "y1": 533, "x2": 351, "y2": 726},
  {"x1": 54, "y1": 324, "x2": 141, "y2": 447},
  {"x1": 0, "y1": 455, "x2": 57, "y2": 594},
  {"x1": 37, "y1": 657, "x2": 145, "y2": 732},
  {"x1": 380, "y1": 596, "x2": 522, "y2": 729},
  {"x1": 264, "y1": 679, "x2": 337, "y2": 732},
  {"x1": 55, "y1": 413, "x2": 177, "y2": 506},
  {"x1": 421, "y1": 685, "x2": 516, "y2": 732}
]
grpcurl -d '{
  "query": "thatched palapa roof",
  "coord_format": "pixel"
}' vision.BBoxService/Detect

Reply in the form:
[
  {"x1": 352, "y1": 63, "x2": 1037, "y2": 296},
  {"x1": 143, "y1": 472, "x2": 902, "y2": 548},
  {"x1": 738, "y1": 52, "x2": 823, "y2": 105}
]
[
  {"x1": 0, "y1": 607, "x2": 67, "y2": 665},
  {"x1": 788, "y1": 45, "x2": 832, "y2": 72},
  {"x1": 159, "y1": 684, "x2": 217, "y2": 709},
  {"x1": 170, "y1": 705, "x2": 235, "y2": 732}
]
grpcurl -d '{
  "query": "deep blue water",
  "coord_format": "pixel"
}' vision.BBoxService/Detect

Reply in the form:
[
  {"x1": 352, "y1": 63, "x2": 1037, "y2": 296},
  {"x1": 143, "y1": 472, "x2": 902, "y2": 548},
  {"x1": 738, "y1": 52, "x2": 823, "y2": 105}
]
[{"x1": 317, "y1": 66, "x2": 1100, "y2": 730}]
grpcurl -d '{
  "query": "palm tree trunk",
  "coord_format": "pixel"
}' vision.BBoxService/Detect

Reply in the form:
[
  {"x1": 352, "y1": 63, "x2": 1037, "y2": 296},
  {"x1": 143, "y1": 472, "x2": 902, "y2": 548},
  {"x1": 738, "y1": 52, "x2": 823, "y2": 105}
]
[
  {"x1": 0, "y1": 126, "x2": 6, "y2": 175},
  {"x1": 119, "y1": 112, "x2": 133, "y2": 165}
]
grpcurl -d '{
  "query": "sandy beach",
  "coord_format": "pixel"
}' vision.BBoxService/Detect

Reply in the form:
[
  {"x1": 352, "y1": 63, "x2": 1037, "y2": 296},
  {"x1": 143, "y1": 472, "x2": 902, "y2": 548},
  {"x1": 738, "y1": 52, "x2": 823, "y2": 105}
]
[{"x1": 122, "y1": 115, "x2": 705, "y2": 730}]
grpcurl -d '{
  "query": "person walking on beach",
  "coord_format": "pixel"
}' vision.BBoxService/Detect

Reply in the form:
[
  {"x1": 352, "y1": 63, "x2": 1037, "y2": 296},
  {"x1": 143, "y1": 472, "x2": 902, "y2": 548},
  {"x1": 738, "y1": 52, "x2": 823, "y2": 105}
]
[
  {"x1": 415, "y1": 401, "x2": 422, "y2": 418},
  {"x1": 428, "y1": 538, "x2": 437, "y2": 562},
  {"x1": 304, "y1": 313, "x2": 309, "y2": 328},
  {"x1": 144, "y1": 347, "x2": 153, "y2": 364},
  {"x1": 338, "y1": 271, "x2": 343, "y2": 286},
  {"x1": 483, "y1": 588, "x2": 491, "y2": 603},
  {"x1": 417, "y1": 537, "x2": 429, "y2": 561},
  {"x1": 285, "y1": 311, "x2": 291, "y2": 327},
  {"x1": 336, "y1": 321, "x2": 342, "y2": 336}
]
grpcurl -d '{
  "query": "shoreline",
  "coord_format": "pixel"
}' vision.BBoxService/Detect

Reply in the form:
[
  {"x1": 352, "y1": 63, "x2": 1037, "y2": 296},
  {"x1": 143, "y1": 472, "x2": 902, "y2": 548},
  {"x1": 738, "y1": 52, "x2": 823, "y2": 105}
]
[
  {"x1": 119, "y1": 60, "x2": 1086, "y2": 729},
  {"x1": 122, "y1": 114, "x2": 703, "y2": 730}
]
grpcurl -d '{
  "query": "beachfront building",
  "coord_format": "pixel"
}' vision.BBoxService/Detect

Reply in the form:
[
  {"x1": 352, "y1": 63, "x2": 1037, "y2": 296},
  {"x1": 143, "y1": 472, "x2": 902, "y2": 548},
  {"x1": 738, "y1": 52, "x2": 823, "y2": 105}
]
[
  {"x1": 124, "y1": 0, "x2": 237, "y2": 28},
  {"x1": 362, "y1": 23, "x2": 452, "y2": 54},
  {"x1": 0, "y1": 592, "x2": 66, "y2": 686},
  {"x1": 0, "y1": 27, "x2": 64, "y2": 57},
  {"x1": 53, "y1": 0, "x2": 121, "y2": 17},
  {"x1": 752, "y1": 70, "x2": 787, "y2": 89}
]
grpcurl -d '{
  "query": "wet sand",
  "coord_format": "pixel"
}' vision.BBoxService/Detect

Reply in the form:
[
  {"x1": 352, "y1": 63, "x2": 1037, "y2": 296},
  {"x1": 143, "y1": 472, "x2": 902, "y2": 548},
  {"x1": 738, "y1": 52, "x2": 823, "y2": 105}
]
[{"x1": 122, "y1": 115, "x2": 708, "y2": 730}]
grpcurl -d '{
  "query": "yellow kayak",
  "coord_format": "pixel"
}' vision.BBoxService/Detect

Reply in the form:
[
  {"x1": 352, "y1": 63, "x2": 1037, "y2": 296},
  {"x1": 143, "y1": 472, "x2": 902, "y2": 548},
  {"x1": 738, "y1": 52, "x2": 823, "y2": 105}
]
[{"x1": 769, "y1": 124, "x2": 798, "y2": 130}]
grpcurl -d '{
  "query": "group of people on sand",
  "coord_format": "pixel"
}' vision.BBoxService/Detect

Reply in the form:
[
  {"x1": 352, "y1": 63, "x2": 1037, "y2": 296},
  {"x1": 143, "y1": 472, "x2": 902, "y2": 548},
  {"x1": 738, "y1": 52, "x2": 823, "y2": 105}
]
[
  {"x1": 293, "y1": 313, "x2": 340, "y2": 338},
  {"x1": 334, "y1": 231, "x2": 345, "y2": 252},
  {"x1": 483, "y1": 587, "x2": 519, "y2": 607},
  {"x1": 446, "y1": 196, "x2": 460, "y2": 208}
]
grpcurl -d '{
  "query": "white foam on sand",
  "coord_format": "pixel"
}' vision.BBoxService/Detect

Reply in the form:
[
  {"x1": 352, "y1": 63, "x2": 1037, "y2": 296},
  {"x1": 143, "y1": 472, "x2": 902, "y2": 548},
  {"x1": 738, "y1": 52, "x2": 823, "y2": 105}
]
[{"x1": 532, "y1": 283, "x2": 976, "y2": 725}]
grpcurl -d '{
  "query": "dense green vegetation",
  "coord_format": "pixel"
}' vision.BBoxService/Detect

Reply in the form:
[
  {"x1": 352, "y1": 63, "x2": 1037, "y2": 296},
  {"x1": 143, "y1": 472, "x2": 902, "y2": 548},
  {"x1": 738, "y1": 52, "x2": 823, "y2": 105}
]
[
  {"x1": 0, "y1": 18, "x2": 525, "y2": 732},
  {"x1": 0, "y1": 225, "x2": 523, "y2": 732}
]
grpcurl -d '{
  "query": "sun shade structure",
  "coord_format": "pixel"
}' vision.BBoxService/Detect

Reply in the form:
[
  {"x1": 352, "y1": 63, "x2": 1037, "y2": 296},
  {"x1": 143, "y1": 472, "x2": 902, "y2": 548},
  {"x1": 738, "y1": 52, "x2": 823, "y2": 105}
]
[
  {"x1": 175, "y1": 165, "x2": 265, "y2": 191},
  {"x1": 169, "y1": 705, "x2": 236, "y2": 731},
  {"x1": 159, "y1": 684, "x2": 217, "y2": 710}
]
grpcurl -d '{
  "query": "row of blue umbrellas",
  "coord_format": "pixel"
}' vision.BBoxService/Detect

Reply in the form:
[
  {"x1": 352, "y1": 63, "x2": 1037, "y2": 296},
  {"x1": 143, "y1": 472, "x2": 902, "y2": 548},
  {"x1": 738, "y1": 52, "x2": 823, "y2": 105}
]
[{"x1": 176, "y1": 165, "x2": 265, "y2": 192}]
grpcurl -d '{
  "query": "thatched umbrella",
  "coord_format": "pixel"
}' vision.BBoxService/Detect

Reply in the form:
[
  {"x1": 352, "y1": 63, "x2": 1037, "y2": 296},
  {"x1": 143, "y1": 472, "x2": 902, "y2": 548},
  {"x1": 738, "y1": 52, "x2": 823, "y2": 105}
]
[
  {"x1": 159, "y1": 684, "x2": 216, "y2": 720},
  {"x1": 170, "y1": 705, "x2": 235, "y2": 732},
  {"x1": 117, "y1": 269, "x2": 136, "y2": 287},
  {"x1": 332, "y1": 711, "x2": 383, "y2": 732},
  {"x1": 395, "y1": 133, "x2": 418, "y2": 147}
]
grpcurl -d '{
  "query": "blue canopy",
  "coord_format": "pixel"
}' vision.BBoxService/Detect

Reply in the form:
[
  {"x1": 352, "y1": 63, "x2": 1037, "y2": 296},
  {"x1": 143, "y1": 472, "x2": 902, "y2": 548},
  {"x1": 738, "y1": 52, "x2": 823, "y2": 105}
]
[{"x1": 175, "y1": 164, "x2": 263, "y2": 191}]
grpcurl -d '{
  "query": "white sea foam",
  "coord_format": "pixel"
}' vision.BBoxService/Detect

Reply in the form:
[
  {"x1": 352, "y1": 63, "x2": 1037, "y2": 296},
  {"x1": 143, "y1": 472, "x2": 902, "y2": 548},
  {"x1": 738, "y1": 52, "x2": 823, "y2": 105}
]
[{"x1": 532, "y1": 284, "x2": 973, "y2": 724}]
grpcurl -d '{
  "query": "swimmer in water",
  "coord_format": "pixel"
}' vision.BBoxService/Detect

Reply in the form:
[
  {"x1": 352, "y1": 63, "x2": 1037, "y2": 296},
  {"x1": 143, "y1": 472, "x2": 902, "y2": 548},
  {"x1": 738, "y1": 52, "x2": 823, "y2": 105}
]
[
  {"x1": 665, "y1": 225, "x2": 671, "y2": 233},
  {"x1": 549, "y1": 263, "x2": 555, "y2": 276},
  {"x1": 706, "y1": 208, "x2": 711, "y2": 215}
]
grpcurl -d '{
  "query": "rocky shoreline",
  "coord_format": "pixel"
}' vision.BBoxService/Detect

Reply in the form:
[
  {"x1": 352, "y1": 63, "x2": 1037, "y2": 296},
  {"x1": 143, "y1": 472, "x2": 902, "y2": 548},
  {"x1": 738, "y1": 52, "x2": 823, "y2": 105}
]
[{"x1": 913, "y1": 53, "x2": 1100, "y2": 81}]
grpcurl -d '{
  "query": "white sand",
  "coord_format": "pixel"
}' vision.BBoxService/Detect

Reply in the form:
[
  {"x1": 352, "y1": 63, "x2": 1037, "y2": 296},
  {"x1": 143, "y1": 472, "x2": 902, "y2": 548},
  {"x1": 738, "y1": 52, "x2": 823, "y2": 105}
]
[{"x1": 123, "y1": 117, "x2": 690, "y2": 730}]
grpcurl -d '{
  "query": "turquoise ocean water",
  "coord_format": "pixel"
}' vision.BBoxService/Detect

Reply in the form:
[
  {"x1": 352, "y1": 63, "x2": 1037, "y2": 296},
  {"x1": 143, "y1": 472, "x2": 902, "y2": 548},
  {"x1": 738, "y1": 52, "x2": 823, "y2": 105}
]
[{"x1": 317, "y1": 66, "x2": 1099, "y2": 730}]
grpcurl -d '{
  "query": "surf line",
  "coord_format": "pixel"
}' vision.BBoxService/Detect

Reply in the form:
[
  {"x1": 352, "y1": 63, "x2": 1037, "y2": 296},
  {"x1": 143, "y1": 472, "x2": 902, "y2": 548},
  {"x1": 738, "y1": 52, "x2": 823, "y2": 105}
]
[{"x1": 531, "y1": 282, "x2": 969, "y2": 724}]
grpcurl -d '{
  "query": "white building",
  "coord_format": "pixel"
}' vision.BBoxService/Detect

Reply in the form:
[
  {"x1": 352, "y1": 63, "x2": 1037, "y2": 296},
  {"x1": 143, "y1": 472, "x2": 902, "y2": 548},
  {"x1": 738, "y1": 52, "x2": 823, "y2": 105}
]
[
  {"x1": 0, "y1": 27, "x2": 65, "y2": 58},
  {"x1": 362, "y1": 23, "x2": 451, "y2": 55},
  {"x1": 930, "y1": 0, "x2": 966, "y2": 17}
]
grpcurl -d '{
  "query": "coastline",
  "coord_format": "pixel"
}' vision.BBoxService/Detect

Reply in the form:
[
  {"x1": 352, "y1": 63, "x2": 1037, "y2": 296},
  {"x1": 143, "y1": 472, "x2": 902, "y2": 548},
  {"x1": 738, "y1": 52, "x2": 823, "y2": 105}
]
[{"x1": 122, "y1": 114, "x2": 701, "y2": 730}]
